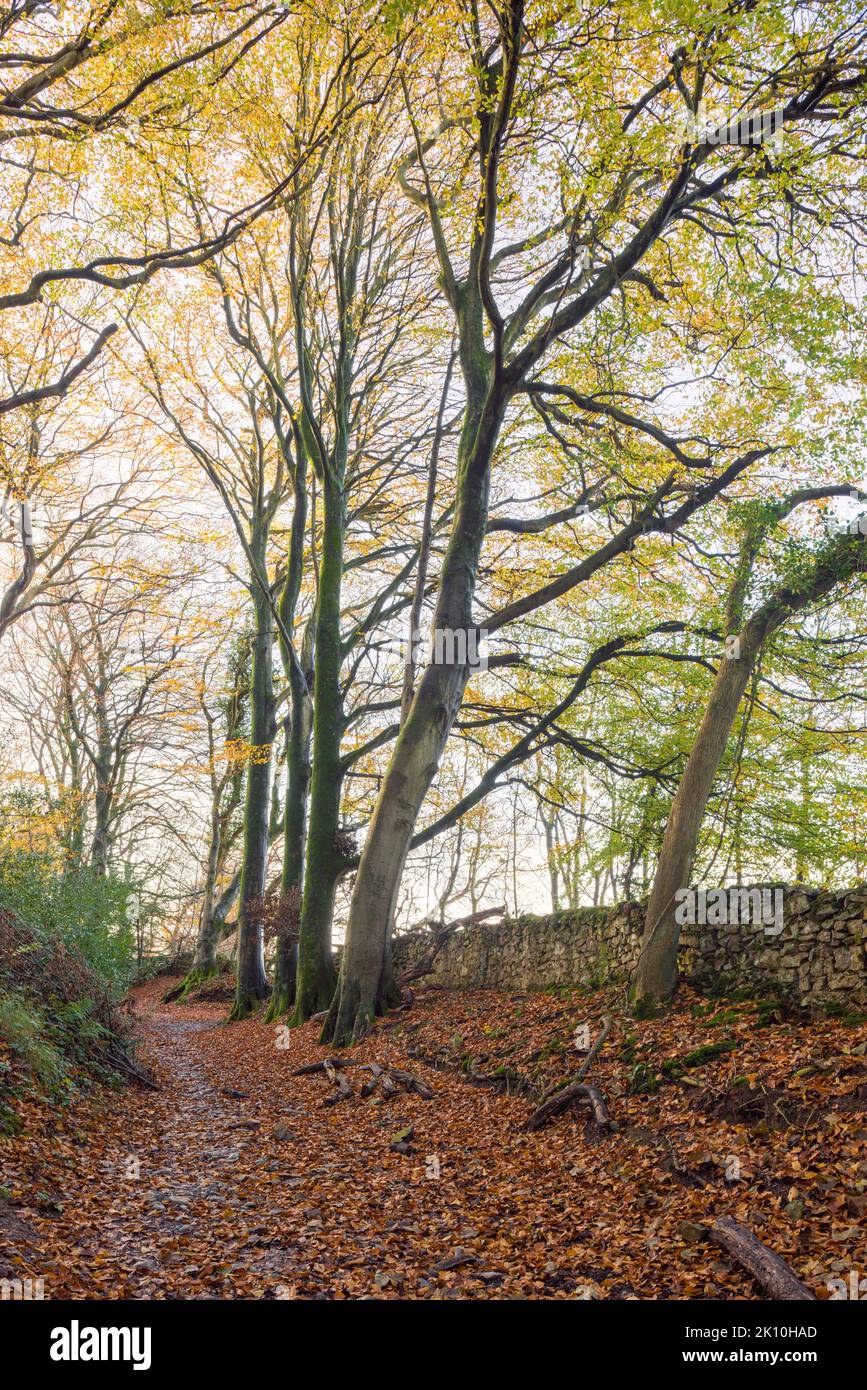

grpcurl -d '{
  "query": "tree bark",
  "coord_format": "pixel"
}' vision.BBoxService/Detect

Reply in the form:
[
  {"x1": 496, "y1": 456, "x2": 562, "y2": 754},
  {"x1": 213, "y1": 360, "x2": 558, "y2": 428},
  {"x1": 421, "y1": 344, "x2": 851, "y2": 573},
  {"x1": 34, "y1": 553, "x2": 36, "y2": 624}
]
[
  {"x1": 709, "y1": 1217, "x2": 816, "y2": 1300},
  {"x1": 292, "y1": 471, "x2": 344, "y2": 1021},
  {"x1": 230, "y1": 546, "x2": 274, "y2": 1019},
  {"x1": 267, "y1": 450, "x2": 311, "y2": 1021}
]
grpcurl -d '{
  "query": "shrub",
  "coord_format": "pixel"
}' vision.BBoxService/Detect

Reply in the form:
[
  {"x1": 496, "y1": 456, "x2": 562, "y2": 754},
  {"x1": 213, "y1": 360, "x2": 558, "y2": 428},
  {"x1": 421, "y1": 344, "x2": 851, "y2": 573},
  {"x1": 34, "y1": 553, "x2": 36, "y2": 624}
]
[{"x1": 0, "y1": 847, "x2": 136, "y2": 995}]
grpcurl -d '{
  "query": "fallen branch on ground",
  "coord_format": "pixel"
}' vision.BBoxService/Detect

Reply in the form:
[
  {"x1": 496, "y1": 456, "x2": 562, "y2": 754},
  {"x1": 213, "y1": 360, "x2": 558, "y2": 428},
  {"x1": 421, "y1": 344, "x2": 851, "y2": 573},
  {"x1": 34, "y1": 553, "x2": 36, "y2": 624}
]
[
  {"x1": 323, "y1": 1057, "x2": 354, "y2": 1106},
  {"x1": 398, "y1": 905, "x2": 506, "y2": 985},
  {"x1": 524, "y1": 1081, "x2": 611, "y2": 1131},
  {"x1": 709, "y1": 1217, "x2": 816, "y2": 1301},
  {"x1": 105, "y1": 1040, "x2": 160, "y2": 1090}
]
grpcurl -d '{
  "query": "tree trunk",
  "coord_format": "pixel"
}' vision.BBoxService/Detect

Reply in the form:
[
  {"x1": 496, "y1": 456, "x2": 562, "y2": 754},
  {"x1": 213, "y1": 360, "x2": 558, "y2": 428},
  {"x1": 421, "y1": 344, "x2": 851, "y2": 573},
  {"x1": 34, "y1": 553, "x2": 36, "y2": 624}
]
[
  {"x1": 292, "y1": 472, "x2": 344, "y2": 1022},
  {"x1": 266, "y1": 699, "x2": 310, "y2": 1019},
  {"x1": 90, "y1": 763, "x2": 112, "y2": 878},
  {"x1": 267, "y1": 459, "x2": 311, "y2": 1021},
  {"x1": 541, "y1": 807, "x2": 560, "y2": 912},
  {"x1": 323, "y1": 383, "x2": 502, "y2": 1045},
  {"x1": 230, "y1": 561, "x2": 274, "y2": 1020},
  {"x1": 630, "y1": 640, "x2": 759, "y2": 1014}
]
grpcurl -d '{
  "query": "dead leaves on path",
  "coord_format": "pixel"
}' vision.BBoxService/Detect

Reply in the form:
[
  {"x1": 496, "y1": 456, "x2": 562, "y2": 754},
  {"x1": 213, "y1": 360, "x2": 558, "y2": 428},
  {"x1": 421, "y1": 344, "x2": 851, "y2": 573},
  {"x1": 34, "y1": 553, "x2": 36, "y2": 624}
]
[{"x1": 0, "y1": 977, "x2": 865, "y2": 1300}]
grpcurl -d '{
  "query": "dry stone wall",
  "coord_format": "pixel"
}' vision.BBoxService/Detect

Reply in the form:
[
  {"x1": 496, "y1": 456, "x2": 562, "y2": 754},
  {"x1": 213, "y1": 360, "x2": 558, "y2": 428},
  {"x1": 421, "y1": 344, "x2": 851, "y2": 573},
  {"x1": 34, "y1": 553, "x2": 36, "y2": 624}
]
[{"x1": 392, "y1": 886, "x2": 867, "y2": 1008}]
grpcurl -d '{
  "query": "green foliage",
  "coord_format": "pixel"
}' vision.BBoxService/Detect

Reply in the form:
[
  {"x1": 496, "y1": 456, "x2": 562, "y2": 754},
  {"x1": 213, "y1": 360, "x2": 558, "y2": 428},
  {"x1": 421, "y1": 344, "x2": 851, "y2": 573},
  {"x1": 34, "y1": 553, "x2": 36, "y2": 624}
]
[
  {"x1": 0, "y1": 847, "x2": 137, "y2": 995},
  {"x1": 0, "y1": 983, "x2": 121, "y2": 1133},
  {"x1": 0, "y1": 992, "x2": 66, "y2": 1093}
]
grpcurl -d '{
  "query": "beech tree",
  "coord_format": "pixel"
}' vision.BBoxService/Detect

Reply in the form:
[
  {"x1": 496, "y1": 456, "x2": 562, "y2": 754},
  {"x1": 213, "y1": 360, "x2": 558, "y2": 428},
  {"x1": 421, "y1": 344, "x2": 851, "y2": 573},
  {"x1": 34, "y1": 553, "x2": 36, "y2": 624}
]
[{"x1": 326, "y1": 0, "x2": 867, "y2": 1042}]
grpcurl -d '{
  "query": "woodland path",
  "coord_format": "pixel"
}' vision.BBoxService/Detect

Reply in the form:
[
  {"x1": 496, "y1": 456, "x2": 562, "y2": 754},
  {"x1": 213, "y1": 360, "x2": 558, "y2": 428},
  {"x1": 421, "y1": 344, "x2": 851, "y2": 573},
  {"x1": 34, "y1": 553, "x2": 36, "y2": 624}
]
[
  {"x1": 3, "y1": 978, "x2": 865, "y2": 1299},
  {"x1": 6, "y1": 979, "x2": 615, "y2": 1299}
]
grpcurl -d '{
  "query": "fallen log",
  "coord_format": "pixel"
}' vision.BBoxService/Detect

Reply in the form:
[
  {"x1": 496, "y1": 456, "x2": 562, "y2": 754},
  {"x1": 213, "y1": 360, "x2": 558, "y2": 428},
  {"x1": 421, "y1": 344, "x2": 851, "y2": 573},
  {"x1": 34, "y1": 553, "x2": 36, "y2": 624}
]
[
  {"x1": 709, "y1": 1217, "x2": 816, "y2": 1301},
  {"x1": 524, "y1": 1081, "x2": 611, "y2": 1132}
]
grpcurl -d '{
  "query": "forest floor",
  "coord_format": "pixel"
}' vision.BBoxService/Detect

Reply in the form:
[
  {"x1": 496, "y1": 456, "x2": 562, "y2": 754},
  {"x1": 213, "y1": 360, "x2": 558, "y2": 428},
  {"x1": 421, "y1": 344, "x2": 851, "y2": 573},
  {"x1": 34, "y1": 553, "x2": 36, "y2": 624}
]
[{"x1": 1, "y1": 976, "x2": 866, "y2": 1299}]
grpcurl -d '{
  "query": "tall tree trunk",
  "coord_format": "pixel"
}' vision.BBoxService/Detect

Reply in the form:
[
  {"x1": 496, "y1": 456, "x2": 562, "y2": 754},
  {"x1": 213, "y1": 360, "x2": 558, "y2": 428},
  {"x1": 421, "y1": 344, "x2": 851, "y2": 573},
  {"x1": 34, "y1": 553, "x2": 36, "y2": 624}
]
[
  {"x1": 292, "y1": 472, "x2": 345, "y2": 1021},
  {"x1": 629, "y1": 642, "x2": 759, "y2": 1014},
  {"x1": 230, "y1": 560, "x2": 274, "y2": 1020},
  {"x1": 323, "y1": 384, "x2": 503, "y2": 1044},
  {"x1": 267, "y1": 452, "x2": 312, "y2": 1021},
  {"x1": 90, "y1": 760, "x2": 112, "y2": 878}
]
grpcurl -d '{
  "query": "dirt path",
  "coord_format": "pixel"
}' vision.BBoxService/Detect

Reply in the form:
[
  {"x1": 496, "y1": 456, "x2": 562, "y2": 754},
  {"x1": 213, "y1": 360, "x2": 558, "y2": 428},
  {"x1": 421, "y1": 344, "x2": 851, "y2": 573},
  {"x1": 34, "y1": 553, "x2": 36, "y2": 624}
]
[
  {"x1": 3, "y1": 977, "x2": 864, "y2": 1299},
  {"x1": 5, "y1": 978, "x2": 634, "y2": 1298}
]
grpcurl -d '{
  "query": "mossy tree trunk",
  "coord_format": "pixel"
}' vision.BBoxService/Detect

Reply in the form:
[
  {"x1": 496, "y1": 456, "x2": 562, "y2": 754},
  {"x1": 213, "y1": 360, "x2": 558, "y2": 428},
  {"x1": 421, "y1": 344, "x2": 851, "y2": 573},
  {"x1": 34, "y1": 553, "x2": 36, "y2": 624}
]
[
  {"x1": 268, "y1": 442, "x2": 312, "y2": 1021},
  {"x1": 230, "y1": 530, "x2": 275, "y2": 1020},
  {"x1": 292, "y1": 468, "x2": 345, "y2": 1022}
]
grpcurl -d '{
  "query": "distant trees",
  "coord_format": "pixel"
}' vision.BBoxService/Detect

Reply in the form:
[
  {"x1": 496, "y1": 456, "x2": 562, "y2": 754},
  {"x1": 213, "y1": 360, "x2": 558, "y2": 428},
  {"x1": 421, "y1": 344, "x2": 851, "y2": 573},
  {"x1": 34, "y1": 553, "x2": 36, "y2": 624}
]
[{"x1": 184, "y1": 639, "x2": 250, "y2": 988}]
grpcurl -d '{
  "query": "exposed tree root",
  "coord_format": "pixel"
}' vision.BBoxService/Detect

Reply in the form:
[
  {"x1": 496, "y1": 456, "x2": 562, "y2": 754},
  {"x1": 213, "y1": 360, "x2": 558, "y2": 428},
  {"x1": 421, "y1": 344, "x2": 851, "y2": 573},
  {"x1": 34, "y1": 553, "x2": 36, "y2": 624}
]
[
  {"x1": 524, "y1": 1016, "x2": 613, "y2": 1132},
  {"x1": 263, "y1": 987, "x2": 293, "y2": 1024},
  {"x1": 162, "y1": 967, "x2": 216, "y2": 1004},
  {"x1": 293, "y1": 1055, "x2": 434, "y2": 1104},
  {"x1": 323, "y1": 1057, "x2": 354, "y2": 1105},
  {"x1": 525, "y1": 1081, "x2": 611, "y2": 1132},
  {"x1": 227, "y1": 987, "x2": 268, "y2": 1023}
]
